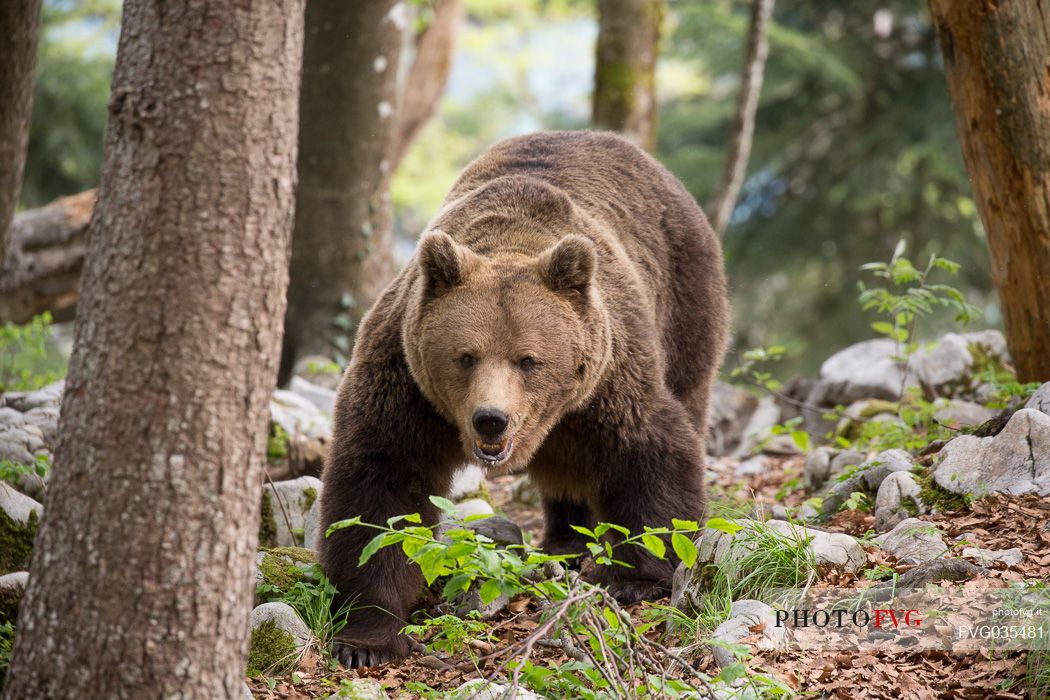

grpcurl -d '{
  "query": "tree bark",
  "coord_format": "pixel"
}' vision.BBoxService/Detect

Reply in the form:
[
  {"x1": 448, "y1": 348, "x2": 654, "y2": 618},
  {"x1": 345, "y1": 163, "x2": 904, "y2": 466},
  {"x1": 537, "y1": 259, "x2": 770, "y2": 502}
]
[
  {"x1": 390, "y1": 0, "x2": 463, "y2": 170},
  {"x1": 929, "y1": 1, "x2": 1050, "y2": 383},
  {"x1": 592, "y1": 0, "x2": 665, "y2": 151},
  {"x1": 0, "y1": 0, "x2": 43, "y2": 261},
  {"x1": 0, "y1": 189, "x2": 94, "y2": 324},
  {"x1": 281, "y1": 0, "x2": 404, "y2": 381},
  {"x1": 708, "y1": 0, "x2": 775, "y2": 237},
  {"x1": 2, "y1": 1, "x2": 303, "y2": 698}
]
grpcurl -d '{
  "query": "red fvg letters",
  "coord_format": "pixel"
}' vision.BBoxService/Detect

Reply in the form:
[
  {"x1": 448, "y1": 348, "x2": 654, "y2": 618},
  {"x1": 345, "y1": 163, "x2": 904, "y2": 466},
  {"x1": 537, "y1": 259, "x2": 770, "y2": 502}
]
[{"x1": 873, "y1": 609, "x2": 922, "y2": 628}]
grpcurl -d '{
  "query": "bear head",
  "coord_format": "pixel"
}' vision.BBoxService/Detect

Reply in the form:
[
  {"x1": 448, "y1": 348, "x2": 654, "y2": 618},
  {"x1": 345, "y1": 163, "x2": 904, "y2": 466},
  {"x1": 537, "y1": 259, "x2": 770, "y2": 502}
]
[{"x1": 403, "y1": 230, "x2": 612, "y2": 473}]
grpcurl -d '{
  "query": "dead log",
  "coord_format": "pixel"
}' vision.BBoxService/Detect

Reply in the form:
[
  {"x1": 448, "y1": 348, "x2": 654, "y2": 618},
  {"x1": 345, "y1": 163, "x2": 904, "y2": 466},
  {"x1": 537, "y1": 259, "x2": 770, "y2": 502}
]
[{"x1": 0, "y1": 189, "x2": 94, "y2": 324}]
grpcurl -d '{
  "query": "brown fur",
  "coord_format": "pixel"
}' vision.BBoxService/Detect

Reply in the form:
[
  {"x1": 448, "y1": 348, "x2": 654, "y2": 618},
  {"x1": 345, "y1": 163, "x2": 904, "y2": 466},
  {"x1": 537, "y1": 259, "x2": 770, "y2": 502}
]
[{"x1": 317, "y1": 131, "x2": 729, "y2": 668}]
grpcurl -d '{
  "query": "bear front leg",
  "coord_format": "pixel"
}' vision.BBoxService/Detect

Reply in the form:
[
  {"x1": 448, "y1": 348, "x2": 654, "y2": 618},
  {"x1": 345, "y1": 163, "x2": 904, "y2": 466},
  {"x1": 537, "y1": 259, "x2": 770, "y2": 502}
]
[
  {"x1": 318, "y1": 456, "x2": 444, "y2": 668},
  {"x1": 587, "y1": 396, "x2": 707, "y2": 604},
  {"x1": 317, "y1": 341, "x2": 460, "y2": 668}
]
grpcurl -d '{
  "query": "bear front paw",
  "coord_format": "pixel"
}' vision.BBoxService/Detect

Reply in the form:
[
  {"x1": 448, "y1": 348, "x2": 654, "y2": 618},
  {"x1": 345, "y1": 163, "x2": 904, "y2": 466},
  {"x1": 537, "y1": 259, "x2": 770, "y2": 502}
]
[
  {"x1": 603, "y1": 578, "x2": 667, "y2": 605},
  {"x1": 332, "y1": 633, "x2": 411, "y2": 669}
]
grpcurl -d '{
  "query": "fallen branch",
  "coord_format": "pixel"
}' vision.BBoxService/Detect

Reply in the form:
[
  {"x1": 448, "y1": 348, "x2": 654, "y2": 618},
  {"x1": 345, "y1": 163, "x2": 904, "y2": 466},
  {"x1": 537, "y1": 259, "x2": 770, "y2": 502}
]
[{"x1": 0, "y1": 189, "x2": 94, "y2": 324}]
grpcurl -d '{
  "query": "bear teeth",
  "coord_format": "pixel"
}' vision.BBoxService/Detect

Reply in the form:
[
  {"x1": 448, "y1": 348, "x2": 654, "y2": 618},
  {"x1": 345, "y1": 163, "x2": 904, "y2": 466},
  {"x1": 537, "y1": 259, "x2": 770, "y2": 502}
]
[{"x1": 474, "y1": 438, "x2": 511, "y2": 460}]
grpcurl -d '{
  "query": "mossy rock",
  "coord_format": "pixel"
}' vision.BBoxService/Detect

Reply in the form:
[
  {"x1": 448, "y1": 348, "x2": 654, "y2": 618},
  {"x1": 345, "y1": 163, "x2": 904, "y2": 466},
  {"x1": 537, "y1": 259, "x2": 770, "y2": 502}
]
[
  {"x1": 302, "y1": 486, "x2": 317, "y2": 512},
  {"x1": 835, "y1": 399, "x2": 900, "y2": 441},
  {"x1": 456, "y1": 478, "x2": 492, "y2": 506},
  {"x1": 0, "y1": 583, "x2": 22, "y2": 622},
  {"x1": 256, "y1": 546, "x2": 317, "y2": 598},
  {"x1": 914, "y1": 469, "x2": 970, "y2": 513},
  {"x1": 258, "y1": 490, "x2": 278, "y2": 548},
  {"x1": 246, "y1": 619, "x2": 298, "y2": 678},
  {"x1": 0, "y1": 509, "x2": 37, "y2": 575}
]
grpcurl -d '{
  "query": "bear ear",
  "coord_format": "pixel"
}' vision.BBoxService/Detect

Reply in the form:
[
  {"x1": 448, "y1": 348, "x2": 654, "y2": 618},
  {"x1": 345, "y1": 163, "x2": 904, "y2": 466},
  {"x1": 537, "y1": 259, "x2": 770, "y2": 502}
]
[
  {"x1": 538, "y1": 235, "x2": 596, "y2": 297},
  {"x1": 418, "y1": 230, "x2": 473, "y2": 297}
]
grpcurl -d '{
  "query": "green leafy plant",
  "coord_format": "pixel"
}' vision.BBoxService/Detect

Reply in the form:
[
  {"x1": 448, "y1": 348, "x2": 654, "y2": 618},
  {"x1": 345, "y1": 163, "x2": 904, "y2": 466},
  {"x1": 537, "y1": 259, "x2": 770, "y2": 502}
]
[
  {"x1": 840, "y1": 491, "x2": 870, "y2": 513},
  {"x1": 858, "y1": 240, "x2": 981, "y2": 359},
  {"x1": 769, "y1": 416, "x2": 811, "y2": 454},
  {"x1": 331, "y1": 496, "x2": 701, "y2": 608},
  {"x1": 257, "y1": 564, "x2": 355, "y2": 655},
  {"x1": 698, "y1": 517, "x2": 817, "y2": 619},
  {"x1": 327, "y1": 499, "x2": 760, "y2": 698},
  {"x1": 730, "y1": 344, "x2": 787, "y2": 394},
  {"x1": 980, "y1": 373, "x2": 1041, "y2": 409},
  {"x1": 267, "y1": 424, "x2": 290, "y2": 463},
  {"x1": 863, "y1": 564, "x2": 896, "y2": 582},
  {"x1": 403, "y1": 611, "x2": 493, "y2": 659},
  {"x1": 843, "y1": 389, "x2": 956, "y2": 452},
  {"x1": 0, "y1": 621, "x2": 13, "y2": 687},
  {"x1": 0, "y1": 454, "x2": 51, "y2": 487},
  {"x1": 0, "y1": 312, "x2": 65, "y2": 393}
]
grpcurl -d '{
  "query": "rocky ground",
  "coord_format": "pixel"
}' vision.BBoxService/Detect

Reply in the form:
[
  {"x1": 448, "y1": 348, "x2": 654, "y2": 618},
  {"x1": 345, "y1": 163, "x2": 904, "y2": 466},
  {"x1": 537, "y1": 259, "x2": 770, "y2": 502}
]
[{"x1": 2, "y1": 334, "x2": 1049, "y2": 698}]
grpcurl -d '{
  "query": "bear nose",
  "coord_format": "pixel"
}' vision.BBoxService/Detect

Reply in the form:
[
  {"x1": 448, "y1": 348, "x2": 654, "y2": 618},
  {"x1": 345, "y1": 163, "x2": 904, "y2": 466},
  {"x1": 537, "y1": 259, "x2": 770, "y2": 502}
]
[{"x1": 472, "y1": 408, "x2": 508, "y2": 440}]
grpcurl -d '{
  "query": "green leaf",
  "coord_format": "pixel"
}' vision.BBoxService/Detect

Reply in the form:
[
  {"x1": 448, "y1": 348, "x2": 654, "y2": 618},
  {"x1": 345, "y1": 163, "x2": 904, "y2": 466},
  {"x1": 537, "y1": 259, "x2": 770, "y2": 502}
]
[
  {"x1": 478, "y1": 548, "x2": 501, "y2": 577},
  {"x1": 594, "y1": 522, "x2": 629, "y2": 538},
  {"x1": 718, "y1": 661, "x2": 748, "y2": 683},
  {"x1": 570, "y1": 524, "x2": 596, "y2": 539},
  {"x1": 442, "y1": 573, "x2": 472, "y2": 599},
  {"x1": 359, "y1": 532, "x2": 388, "y2": 566},
  {"x1": 479, "y1": 578, "x2": 503, "y2": 605},
  {"x1": 671, "y1": 518, "x2": 699, "y2": 531},
  {"x1": 641, "y1": 533, "x2": 666, "y2": 559},
  {"x1": 932, "y1": 257, "x2": 960, "y2": 274},
  {"x1": 791, "y1": 430, "x2": 810, "y2": 453},
  {"x1": 428, "y1": 495, "x2": 458, "y2": 515},
  {"x1": 871, "y1": 321, "x2": 895, "y2": 336},
  {"x1": 325, "y1": 515, "x2": 361, "y2": 536},
  {"x1": 671, "y1": 533, "x2": 698, "y2": 568},
  {"x1": 704, "y1": 517, "x2": 743, "y2": 535},
  {"x1": 480, "y1": 579, "x2": 506, "y2": 604}
]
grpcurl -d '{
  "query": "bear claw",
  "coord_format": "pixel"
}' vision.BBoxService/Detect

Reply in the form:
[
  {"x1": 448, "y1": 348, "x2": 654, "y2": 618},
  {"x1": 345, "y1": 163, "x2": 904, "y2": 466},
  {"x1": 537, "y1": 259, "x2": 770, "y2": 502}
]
[{"x1": 333, "y1": 638, "x2": 408, "y2": 669}]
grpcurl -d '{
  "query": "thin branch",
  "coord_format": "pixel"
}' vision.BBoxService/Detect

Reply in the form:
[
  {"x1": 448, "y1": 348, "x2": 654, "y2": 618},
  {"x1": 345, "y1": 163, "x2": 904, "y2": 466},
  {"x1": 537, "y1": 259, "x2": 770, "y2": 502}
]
[
  {"x1": 390, "y1": 0, "x2": 463, "y2": 170},
  {"x1": 708, "y1": 0, "x2": 776, "y2": 237}
]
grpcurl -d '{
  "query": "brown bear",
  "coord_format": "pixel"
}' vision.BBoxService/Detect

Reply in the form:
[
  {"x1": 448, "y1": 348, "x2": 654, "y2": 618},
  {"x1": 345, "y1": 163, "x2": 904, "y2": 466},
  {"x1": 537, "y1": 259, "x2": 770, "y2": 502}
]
[{"x1": 317, "y1": 130, "x2": 728, "y2": 668}]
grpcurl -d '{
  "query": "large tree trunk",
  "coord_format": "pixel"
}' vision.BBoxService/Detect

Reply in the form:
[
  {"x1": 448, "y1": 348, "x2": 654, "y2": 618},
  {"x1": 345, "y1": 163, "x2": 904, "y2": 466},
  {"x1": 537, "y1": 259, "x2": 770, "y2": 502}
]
[
  {"x1": 2, "y1": 0, "x2": 304, "y2": 697},
  {"x1": 592, "y1": 0, "x2": 665, "y2": 151},
  {"x1": 281, "y1": 0, "x2": 404, "y2": 381},
  {"x1": 708, "y1": 0, "x2": 775, "y2": 237},
  {"x1": 391, "y1": 0, "x2": 463, "y2": 170},
  {"x1": 928, "y1": 1, "x2": 1050, "y2": 383},
  {"x1": 0, "y1": 189, "x2": 94, "y2": 324},
  {"x1": 0, "y1": 0, "x2": 43, "y2": 260}
]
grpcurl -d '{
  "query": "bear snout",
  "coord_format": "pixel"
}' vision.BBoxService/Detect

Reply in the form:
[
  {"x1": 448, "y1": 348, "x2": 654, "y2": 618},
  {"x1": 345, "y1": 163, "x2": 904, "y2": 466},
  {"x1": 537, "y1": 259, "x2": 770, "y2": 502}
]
[{"x1": 472, "y1": 407, "x2": 509, "y2": 440}]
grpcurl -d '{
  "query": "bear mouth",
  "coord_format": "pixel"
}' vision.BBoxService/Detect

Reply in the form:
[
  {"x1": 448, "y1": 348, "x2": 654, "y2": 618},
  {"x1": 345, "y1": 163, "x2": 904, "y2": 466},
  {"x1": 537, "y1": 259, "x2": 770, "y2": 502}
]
[{"x1": 473, "y1": 437, "x2": 513, "y2": 465}]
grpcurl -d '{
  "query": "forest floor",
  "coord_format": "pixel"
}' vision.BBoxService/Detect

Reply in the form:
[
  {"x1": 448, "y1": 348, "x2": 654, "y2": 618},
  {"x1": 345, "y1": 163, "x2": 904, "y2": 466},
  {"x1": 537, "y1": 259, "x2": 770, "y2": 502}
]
[{"x1": 246, "y1": 459, "x2": 1050, "y2": 700}]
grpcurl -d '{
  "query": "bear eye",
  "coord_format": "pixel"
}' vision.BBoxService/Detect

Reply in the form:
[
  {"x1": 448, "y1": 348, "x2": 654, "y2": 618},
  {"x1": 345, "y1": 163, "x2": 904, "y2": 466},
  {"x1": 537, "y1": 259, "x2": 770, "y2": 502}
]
[
  {"x1": 458, "y1": 353, "x2": 477, "y2": 369},
  {"x1": 517, "y1": 356, "x2": 536, "y2": 372}
]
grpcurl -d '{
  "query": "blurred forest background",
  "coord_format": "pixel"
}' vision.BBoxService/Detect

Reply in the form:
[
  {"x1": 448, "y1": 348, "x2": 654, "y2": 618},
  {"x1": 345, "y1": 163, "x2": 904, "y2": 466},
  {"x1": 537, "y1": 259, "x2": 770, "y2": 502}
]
[{"x1": 16, "y1": 0, "x2": 993, "y2": 377}]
